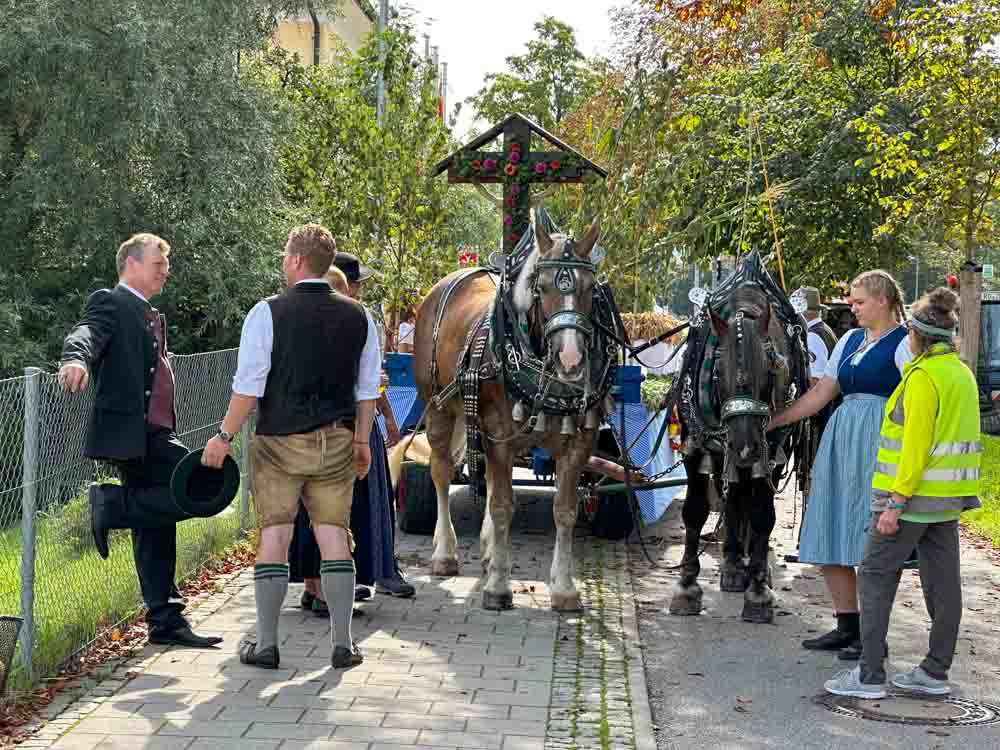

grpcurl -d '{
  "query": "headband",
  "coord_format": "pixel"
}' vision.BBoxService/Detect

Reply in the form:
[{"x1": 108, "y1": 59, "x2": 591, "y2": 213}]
[{"x1": 909, "y1": 317, "x2": 955, "y2": 338}]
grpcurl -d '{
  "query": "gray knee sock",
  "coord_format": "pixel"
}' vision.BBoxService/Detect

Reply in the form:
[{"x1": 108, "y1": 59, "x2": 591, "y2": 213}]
[
  {"x1": 254, "y1": 563, "x2": 289, "y2": 651},
  {"x1": 320, "y1": 559, "x2": 355, "y2": 650}
]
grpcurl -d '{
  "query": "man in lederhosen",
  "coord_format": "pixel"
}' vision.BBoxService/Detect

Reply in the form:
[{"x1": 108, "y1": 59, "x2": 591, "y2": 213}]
[
  {"x1": 202, "y1": 224, "x2": 380, "y2": 670},
  {"x1": 60, "y1": 233, "x2": 222, "y2": 648}
]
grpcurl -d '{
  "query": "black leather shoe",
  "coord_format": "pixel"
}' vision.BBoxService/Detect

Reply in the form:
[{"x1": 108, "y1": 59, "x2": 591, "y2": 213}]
[
  {"x1": 148, "y1": 625, "x2": 223, "y2": 648},
  {"x1": 312, "y1": 598, "x2": 330, "y2": 617},
  {"x1": 331, "y1": 642, "x2": 363, "y2": 669},
  {"x1": 89, "y1": 484, "x2": 122, "y2": 560},
  {"x1": 802, "y1": 628, "x2": 857, "y2": 651},
  {"x1": 354, "y1": 586, "x2": 372, "y2": 602},
  {"x1": 300, "y1": 591, "x2": 316, "y2": 610},
  {"x1": 376, "y1": 563, "x2": 415, "y2": 598},
  {"x1": 239, "y1": 640, "x2": 279, "y2": 669}
]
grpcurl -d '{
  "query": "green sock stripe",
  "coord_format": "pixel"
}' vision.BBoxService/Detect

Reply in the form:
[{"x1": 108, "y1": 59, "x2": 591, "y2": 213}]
[
  {"x1": 320, "y1": 560, "x2": 355, "y2": 573},
  {"x1": 255, "y1": 563, "x2": 289, "y2": 571},
  {"x1": 255, "y1": 565, "x2": 289, "y2": 580}
]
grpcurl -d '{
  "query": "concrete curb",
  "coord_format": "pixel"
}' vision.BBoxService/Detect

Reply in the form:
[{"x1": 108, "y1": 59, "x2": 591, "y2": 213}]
[{"x1": 621, "y1": 544, "x2": 658, "y2": 750}]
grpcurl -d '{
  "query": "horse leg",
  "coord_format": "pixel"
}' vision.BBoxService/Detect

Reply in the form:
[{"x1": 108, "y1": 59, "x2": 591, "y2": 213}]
[
  {"x1": 549, "y1": 453, "x2": 586, "y2": 612},
  {"x1": 429, "y1": 408, "x2": 462, "y2": 577},
  {"x1": 669, "y1": 454, "x2": 709, "y2": 616},
  {"x1": 720, "y1": 486, "x2": 750, "y2": 592},
  {"x1": 742, "y1": 480, "x2": 777, "y2": 624},
  {"x1": 481, "y1": 442, "x2": 515, "y2": 610}
]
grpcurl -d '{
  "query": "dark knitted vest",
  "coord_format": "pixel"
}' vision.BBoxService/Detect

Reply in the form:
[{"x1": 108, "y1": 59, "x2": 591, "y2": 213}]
[{"x1": 256, "y1": 282, "x2": 368, "y2": 436}]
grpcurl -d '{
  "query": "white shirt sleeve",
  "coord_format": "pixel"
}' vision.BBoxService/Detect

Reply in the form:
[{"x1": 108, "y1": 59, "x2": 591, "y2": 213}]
[
  {"x1": 355, "y1": 310, "x2": 382, "y2": 401},
  {"x1": 823, "y1": 329, "x2": 857, "y2": 380},
  {"x1": 807, "y1": 332, "x2": 829, "y2": 379},
  {"x1": 895, "y1": 336, "x2": 915, "y2": 373},
  {"x1": 232, "y1": 301, "x2": 274, "y2": 397}
]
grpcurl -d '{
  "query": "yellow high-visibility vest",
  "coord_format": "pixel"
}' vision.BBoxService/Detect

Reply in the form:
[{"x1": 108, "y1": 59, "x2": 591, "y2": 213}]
[{"x1": 871, "y1": 349, "x2": 981, "y2": 504}]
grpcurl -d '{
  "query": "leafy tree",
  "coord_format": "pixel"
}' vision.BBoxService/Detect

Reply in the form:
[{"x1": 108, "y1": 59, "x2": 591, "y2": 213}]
[
  {"x1": 0, "y1": 0, "x2": 345, "y2": 375},
  {"x1": 467, "y1": 16, "x2": 600, "y2": 131}
]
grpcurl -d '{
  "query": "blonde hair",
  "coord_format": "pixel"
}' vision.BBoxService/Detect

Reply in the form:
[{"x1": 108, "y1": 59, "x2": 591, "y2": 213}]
[
  {"x1": 286, "y1": 224, "x2": 337, "y2": 276},
  {"x1": 851, "y1": 269, "x2": 906, "y2": 323},
  {"x1": 910, "y1": 287, "x2": 960, "y2": 354},
  {"x1": 325, "y1": 265, "x2": 349, "y2": 294},
  {"x1": 116, "y1": 233, "x2": 171, "y2": 276}
]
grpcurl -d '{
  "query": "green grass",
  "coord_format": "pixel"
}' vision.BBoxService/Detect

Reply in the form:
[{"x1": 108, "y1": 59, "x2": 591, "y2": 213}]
[
  {"x1": 0, "y1": 482, "x2": 251, "y2": 693},
  {"x1": 963, "y1": 434, "x2": 1000, "y2": 548}
]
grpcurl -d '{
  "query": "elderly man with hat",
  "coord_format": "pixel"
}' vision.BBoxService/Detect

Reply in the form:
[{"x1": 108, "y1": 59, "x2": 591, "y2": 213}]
[
  {"x1": 800, "y1": 287, "x2": 838, "y2": 385},
  {"x1": 202, "y1": 225, "x2": 381, "y2": 669}
]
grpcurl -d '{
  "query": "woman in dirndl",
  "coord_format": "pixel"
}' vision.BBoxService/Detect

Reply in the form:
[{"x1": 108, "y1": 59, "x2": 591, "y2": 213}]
[{"x1": 769, "y1": 270, "x2": 912, "y2": 659}]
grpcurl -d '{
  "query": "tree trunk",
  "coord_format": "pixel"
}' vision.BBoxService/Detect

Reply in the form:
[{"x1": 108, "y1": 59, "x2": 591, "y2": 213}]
[{"x1": 959, "y1": 262, "x2": 982, "y2": 374}]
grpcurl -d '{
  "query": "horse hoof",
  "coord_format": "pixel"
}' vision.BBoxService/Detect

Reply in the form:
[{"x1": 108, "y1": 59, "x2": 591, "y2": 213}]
[
  {"x1": 430, "y1": 559, "x2": 459, "y2": 577},
  {"x1": 550, "y1": 592, "x2": 583, "y2": 612},
  {"x1": 482, "y1": 590, "x2": 514, "y2": 611},
  {"x1": 720, "y1": 569, "x2": 749, "y2": 593},
  {"x1": 668, "y1": 594, "x2": 703, "y2": 616},
  {"x1": 741, "y1": 602, "x2": 774, "y2": 624}
]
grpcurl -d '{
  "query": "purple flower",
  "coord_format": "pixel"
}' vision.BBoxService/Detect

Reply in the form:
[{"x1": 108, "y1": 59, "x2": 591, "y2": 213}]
[
  {"x1": 483, "y1": 158, "x2": 496, "y2": 171},
  {"x1": 510, "y1": 184, "x2": 521, "y2": 195},
  {"x1": 510, "y1": 151, "x2": 521, "y2": 163},
  {"x1": 503, "y1": 214, "x2": 513, "y2": 226},
  {"x1": 534, "y1": 162, "x2": 547, "y2": 174}
]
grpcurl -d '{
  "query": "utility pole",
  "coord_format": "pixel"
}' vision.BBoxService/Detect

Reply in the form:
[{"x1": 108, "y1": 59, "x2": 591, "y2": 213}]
[
  {"x1": 440, "y1": 61, "x2": 448, "y2": 123},
  {"x1": 376, "y1": 0, "x2": 388, "y2": 125}
]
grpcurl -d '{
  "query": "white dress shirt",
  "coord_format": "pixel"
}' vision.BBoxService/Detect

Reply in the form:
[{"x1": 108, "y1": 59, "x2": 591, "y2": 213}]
[
  {"x1": 232, "y1": 279, "x2": 381, "y2": 401},
  {"x1": 806, "y1": 317, "x2": 830, "y2": 379}
]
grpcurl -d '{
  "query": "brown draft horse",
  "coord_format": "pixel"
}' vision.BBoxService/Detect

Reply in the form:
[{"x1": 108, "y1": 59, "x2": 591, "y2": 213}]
[{"x1": 412, "y1": 217, "x2": 603, "y2": 611}]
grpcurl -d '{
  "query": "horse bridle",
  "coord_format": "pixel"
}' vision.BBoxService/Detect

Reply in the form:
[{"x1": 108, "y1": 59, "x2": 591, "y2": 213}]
[
  {"x1": 719, "y1": 310, "x2": 773, "y2": 425},
  {"x1": 531, "y1": 240, "x2": 596, "y2": 345}
]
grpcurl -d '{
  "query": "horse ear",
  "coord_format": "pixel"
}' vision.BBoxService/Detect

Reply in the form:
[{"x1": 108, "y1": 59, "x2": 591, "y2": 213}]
[
  {"x1": 710, "y1": 309, "x2": 728, "y2": 338},
  {"x1": 576, "y1": 217, "x2": 601, "y2": 258},
  {"x1": 535, "y1": 215, "x2": 553, "y2": 253}
]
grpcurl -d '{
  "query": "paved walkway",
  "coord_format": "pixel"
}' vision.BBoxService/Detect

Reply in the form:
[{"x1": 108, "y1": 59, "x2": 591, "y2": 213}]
[{"x1": 24, "y1": 491, "x2": 653, "y2": 750}]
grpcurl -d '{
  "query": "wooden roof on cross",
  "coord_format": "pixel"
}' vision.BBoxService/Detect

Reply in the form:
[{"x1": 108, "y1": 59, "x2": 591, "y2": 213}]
[{"x1": 433, "y1": 113, "x2": 608, "y2": 178}]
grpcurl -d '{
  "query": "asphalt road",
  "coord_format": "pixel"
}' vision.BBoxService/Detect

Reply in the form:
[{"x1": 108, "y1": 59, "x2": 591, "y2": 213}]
[{"x1": 630, "y1": 488, "x2": 1000, "y2": 750}]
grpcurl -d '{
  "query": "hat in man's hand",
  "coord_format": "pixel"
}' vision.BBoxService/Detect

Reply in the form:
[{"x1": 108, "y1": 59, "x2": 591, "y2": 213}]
[
  {"x1": 334, "y1": 252, "x2": 375, "y2": 283},
  {"x1": 170, "y1": 449, "x2": 240, "y2": 518}
]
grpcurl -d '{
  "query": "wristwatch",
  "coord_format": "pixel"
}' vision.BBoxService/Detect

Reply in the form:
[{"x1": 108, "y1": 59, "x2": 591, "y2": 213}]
[
  {"x1": 887, "y1": 500, "x2": 907, "y2": 510},
  {"x1": 217, "y1": 429, "x2": 235, "y2": 444}
]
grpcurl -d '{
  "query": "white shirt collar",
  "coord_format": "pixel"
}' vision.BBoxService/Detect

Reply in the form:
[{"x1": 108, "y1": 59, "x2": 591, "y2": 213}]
[
  {"x1": 295, "y1": 279, "x2": 331, "y2": 286},
  {"x1": 807, "y1": 316, "x2": 823, "y2": 329},
  {"x1": 118, "y1": 281, "x2": 148, "y2": 303}
]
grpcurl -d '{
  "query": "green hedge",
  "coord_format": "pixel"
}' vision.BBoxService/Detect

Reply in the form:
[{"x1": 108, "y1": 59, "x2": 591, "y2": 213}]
[{"x1": 963, "y1": 435, "x2": 1000, "y2": 548}]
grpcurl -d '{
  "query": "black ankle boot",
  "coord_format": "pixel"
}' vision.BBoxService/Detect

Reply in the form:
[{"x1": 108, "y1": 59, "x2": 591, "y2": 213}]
[{"x1": 802, "y1": 612, "x2": 859, "y2": 651}]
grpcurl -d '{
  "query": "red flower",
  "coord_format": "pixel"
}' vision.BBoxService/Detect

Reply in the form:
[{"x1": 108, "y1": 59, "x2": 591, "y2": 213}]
[
  {"x1": 470, "y1": 160, "x2": 482, "y2": 170},
  {"x1": 505, "y1": 195, "x2": 516, "y2": 207},
  {"x1": 504, "y1": 163, "x2": 517, "y2": 176},
  {"x1": 550, "y1": 160, "x2": 561, "y2": 170},
  {"x1": 510, "y1": 142, "x2": 522, "y2": 152}
]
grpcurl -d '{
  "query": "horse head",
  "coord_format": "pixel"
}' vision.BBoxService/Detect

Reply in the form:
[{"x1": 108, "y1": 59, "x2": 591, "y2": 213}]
[
  {"x1": 711, "y1": 284, "x2": 775, "y2": 471},
  {"x1": 512, "y1": 215, "x2": 601, "y2": 383}
]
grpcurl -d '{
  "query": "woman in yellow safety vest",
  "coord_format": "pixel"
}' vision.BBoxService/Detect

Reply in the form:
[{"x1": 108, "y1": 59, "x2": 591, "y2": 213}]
[{"x1": 824, "y1": 287, "x2": 981, "y2": 700}]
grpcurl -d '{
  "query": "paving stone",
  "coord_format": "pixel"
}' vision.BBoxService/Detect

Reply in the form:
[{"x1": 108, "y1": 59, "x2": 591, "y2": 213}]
[
  {"x1": 417, "y1": 731, "x2": 501, "y2": 750},
  {"x1": 72, "y1": 718, "x2": 164, "y2": 736},
  {"x1": 501, "y1": 738, "x2": 544, "y2": 750},
  {"x1": 216, "y1": 707, "x2": 305, "y2": 723},
  {"x1": 156, "y1": 720, "x2": 252, "y2": 738},
  {"x1": 186, "y1": 741, "x2": 280, "y2": 750},
  {"x1": 300, "y1": 710, "x2": 385, "y2": 726},
  {"x1": 245, "y1": 723, "x2": 333, "y2": 740},
  {"x1": 332, "y1": 726, "x2": 420, "y2": 744},
  {"x1": 466, "y1": 719, "x2": 546, "y2": 737},
  {"x1": 94, "y1": 738, "x2": 195, "y2": 750},
  {"x1": 282, "y1": 742, "x2": 370, "y2": 750},
  {"x1": 381, "y1": 714, "x2": 468, "y2": 732},
  {"x1": 50, "y1": 735, "x2": 107, "y2": 750}
]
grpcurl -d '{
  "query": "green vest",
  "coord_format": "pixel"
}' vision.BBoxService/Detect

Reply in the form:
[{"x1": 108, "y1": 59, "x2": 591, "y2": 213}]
[{"x1": 871, "y1": 348, "x2": 982, "y2": 513}]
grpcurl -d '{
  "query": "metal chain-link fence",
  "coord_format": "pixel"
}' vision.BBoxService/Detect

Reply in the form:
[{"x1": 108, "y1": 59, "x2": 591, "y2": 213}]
[{"x1": 0, "y1": 349, "x2": 254, "y2": 698}]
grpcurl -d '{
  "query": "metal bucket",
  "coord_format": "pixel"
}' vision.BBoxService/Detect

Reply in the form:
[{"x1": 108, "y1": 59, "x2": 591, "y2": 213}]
[{"x1": 0, "y1": 615, "x2": 23, "y2": 696}]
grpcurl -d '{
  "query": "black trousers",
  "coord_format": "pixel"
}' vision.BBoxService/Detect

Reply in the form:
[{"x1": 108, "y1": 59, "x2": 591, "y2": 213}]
[{"x1": 115, "y1": 428, "x2": 191, "y2": 634}]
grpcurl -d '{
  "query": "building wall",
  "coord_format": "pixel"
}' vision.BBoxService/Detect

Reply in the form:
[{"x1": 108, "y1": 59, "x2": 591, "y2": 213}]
[{"x1": 274, "y1": 0, "x2": 374, "y2": 63}]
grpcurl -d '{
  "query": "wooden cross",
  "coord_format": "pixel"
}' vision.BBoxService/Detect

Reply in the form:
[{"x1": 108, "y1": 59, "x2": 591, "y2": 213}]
[{"x1": 434, "y1": 114, "x2": 607, "y2": 256}]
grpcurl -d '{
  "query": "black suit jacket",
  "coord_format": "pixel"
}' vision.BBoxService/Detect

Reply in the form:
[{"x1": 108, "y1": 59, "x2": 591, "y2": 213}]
[{"x1": 62, "y1": 285, "x2": 174, "y2": 461}]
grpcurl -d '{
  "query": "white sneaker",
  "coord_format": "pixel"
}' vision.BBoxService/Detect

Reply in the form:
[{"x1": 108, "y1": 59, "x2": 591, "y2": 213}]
[
  {"x1": 891, "y1": 666, "x2": 951, "y2": 696},
  {"x1": 824, "y1": 666, "x2": 887, "y2": 699}
]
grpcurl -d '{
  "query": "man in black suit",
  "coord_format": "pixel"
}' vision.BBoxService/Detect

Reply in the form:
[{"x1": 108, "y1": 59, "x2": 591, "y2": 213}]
[{"x1": 59, "y1": 233, "x2": 222, "y2": 648}]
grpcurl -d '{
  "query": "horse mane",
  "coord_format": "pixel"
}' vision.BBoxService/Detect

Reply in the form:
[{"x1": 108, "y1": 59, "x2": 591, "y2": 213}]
[{"x1": 512, "y1": 243, "x2": 541, "y2": 313}]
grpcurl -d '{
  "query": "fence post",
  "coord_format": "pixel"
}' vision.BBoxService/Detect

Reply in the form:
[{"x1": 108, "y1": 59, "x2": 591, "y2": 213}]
[
  {"x1": 238, "y1": 421, "x2": 251, "y2": 531},
  {"x1": 18, "y1": 366, "x2": 41, "y2": 681}
]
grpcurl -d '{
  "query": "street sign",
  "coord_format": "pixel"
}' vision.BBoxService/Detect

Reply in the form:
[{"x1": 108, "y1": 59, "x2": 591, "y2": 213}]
[{"x1": 984, "y1": 264, "x2": 994, "y2": 279}]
